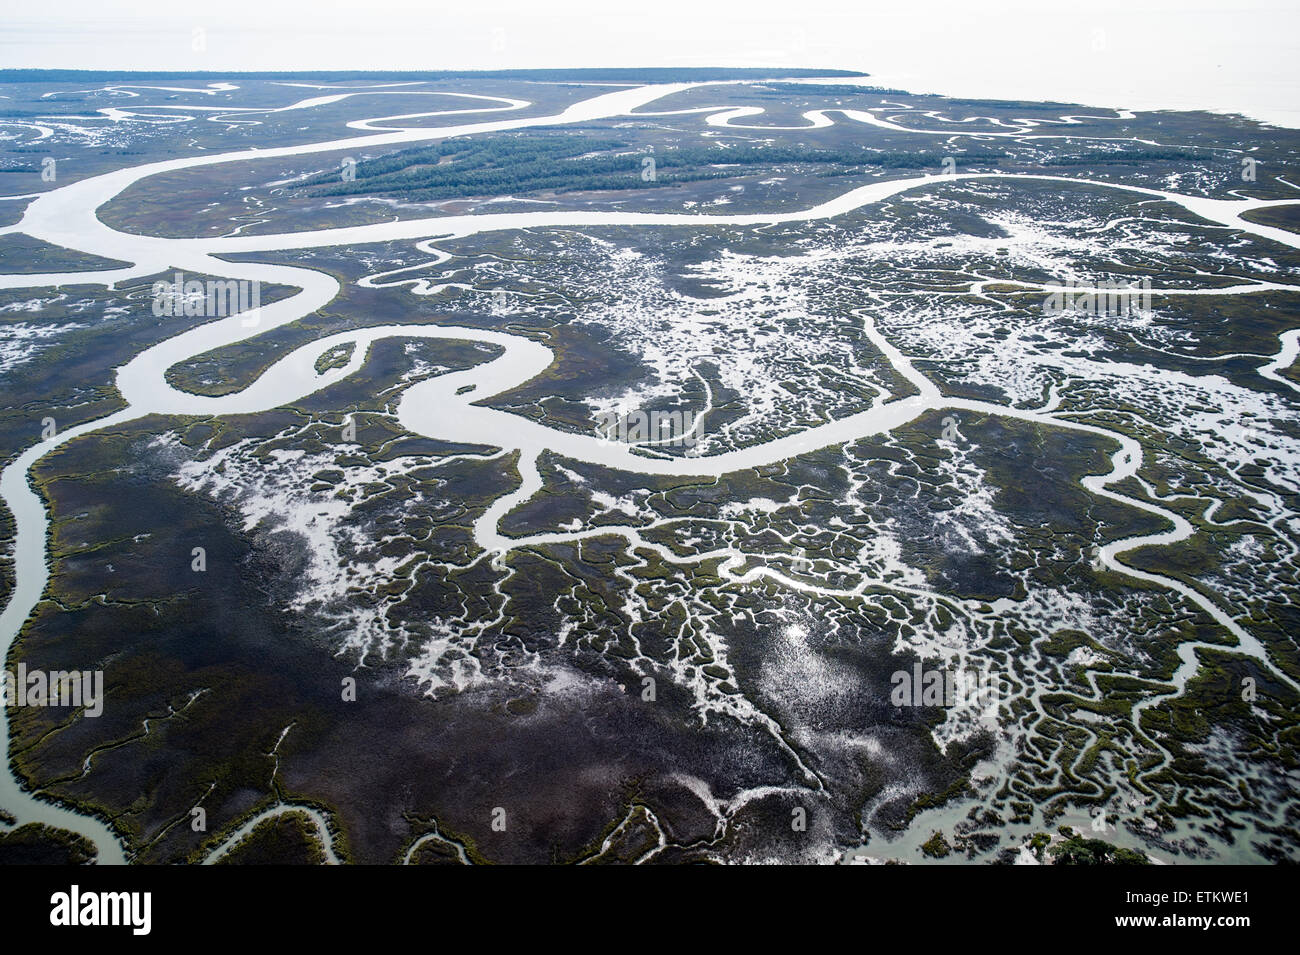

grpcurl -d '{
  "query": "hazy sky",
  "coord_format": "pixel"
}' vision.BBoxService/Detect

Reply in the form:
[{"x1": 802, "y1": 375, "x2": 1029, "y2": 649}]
[{"x1": 5, "y1": 0, "x2": 1299, "y2": 126}]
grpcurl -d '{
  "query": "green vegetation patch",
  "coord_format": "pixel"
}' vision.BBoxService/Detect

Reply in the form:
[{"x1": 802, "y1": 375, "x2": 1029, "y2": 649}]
[{"x1": 301, "y1": 133, "x2": 1005, "y2": 201}]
